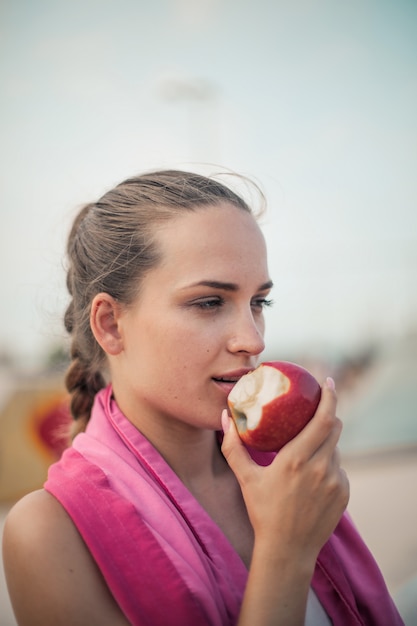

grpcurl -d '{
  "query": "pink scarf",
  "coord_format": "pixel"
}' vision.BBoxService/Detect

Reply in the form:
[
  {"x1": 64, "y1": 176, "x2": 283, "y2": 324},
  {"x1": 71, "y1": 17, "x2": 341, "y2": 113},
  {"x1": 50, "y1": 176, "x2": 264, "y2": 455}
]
[{"x1": 45, "y1": 385, "x2": 403, "y2": 625}]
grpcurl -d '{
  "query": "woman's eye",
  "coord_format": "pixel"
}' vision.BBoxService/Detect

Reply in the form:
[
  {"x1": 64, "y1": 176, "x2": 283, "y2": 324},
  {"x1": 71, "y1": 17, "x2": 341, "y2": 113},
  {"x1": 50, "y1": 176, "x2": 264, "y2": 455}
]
[
  {"x1": 251, "y1": 297, "x2": 274, "y2": 310},
  {"x1": 194, "y1": 298, "x2": 224, "y2": 310}
]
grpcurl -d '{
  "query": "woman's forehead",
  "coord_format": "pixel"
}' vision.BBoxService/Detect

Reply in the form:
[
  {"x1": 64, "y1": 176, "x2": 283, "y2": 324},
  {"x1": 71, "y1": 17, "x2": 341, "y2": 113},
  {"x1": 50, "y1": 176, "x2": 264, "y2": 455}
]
[
  {"x1": 155, "y1": 203, "x2": 264, "y2": 251},
  {"x1": 150, "y1": 204, "x2": 270, "y2": 285}
]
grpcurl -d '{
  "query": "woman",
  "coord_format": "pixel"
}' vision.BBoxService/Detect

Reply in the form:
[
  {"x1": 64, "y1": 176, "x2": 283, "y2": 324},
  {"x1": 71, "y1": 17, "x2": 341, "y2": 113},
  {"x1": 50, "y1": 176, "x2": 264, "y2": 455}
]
[{"x1": 3, "y1": 170, "x2": 403, "y2": 625}]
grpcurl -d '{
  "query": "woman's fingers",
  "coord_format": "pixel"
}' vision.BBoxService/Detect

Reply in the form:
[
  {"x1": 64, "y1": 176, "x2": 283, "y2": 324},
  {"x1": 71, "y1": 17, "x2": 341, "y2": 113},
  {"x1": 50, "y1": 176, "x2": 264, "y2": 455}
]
[
  {"x1": 284, "y1": 377, "x2": 339, "y2": 461},
  {"x1": 221, "y1": 410, "x2": 259, "y2": 486},
  {"x1": 221, "y1": 383, "x2": 350, "y2": 555}
]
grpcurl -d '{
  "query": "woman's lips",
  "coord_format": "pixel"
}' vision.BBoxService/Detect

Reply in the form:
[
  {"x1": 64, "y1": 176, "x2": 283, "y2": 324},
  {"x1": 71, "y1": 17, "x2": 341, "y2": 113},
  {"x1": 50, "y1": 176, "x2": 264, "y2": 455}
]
[
  {"x1": 212, "y1": 379, "x2": 237, "y2": 396},
  {"x1": 212, "y1": 369, "x2": 253, "y2": 396}
]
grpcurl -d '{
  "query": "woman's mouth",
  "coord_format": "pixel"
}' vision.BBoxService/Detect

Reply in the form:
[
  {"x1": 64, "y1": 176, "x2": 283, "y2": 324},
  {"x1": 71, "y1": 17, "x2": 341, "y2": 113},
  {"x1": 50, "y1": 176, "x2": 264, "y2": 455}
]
[
  {"x1": 212, "y1": 370, "x2": 253, "y2": 395},
  {"x1": 212, "y1": 378, "x2": 238, "y2": 396}
]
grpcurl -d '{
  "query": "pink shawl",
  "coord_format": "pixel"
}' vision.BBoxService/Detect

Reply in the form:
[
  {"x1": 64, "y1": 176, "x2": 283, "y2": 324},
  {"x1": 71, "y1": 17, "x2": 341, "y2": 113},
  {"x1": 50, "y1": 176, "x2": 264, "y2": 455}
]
[{"x1": 45, "y1": 385, "x2": 403, "y2": 625}]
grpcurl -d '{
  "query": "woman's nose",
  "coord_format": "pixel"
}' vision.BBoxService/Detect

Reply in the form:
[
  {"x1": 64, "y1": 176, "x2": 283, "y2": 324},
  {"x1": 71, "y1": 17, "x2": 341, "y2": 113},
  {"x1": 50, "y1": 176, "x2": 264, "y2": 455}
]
[{"x1": 226, "y1": 311, "x2": 265, "y2": 355}]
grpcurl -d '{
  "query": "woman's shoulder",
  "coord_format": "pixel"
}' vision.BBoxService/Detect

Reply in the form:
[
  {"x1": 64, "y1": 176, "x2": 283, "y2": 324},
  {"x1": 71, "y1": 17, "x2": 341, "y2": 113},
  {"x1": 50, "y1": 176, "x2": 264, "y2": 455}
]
[
  {"x1": 3, "y1": 489, "x2": 129, "y2": 625},
  {"x1": 3, "y1": 489, "x2": 68, "y2": 567},
  {"x1": 5, "y1": 486, "x2": 68, "y2": 525}
]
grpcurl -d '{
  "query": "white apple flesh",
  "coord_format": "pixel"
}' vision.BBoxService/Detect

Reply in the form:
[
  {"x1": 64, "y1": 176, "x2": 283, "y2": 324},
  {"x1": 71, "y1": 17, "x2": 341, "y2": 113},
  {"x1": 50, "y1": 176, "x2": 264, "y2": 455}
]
[{"x1": 227, "y1": 361, "x2": 321, "y2": 452}]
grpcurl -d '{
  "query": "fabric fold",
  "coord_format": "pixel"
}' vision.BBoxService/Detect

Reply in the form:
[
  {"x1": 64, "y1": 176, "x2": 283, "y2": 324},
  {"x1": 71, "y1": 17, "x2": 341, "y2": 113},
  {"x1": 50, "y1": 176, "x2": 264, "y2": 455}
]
[{"x1": 45, "y1": 385, "x2": 403, "y2": 625}]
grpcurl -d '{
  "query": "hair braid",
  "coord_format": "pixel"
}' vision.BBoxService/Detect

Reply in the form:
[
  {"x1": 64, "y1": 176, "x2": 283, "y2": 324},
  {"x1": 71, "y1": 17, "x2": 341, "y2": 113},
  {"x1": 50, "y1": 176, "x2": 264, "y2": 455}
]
[{"x1": 65, "y1": 345, "x2": 106, "y2": 436}]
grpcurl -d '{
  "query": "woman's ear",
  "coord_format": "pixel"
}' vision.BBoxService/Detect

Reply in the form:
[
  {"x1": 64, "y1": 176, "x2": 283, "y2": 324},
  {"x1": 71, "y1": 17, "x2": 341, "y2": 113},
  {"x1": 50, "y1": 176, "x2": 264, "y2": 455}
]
[{"x1": 90, "y1": 293, "x2": 124, "y2": 356}]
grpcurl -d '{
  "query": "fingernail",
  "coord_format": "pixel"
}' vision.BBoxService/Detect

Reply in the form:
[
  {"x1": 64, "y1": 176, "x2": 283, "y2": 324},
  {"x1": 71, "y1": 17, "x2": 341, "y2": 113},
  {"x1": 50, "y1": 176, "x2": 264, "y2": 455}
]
[
  {"x1": 221, "y1": 409, "x2": 230, "y2": 433},
  {"x1": 326, "y1": 377, "x2": 336, "y2": 391}
]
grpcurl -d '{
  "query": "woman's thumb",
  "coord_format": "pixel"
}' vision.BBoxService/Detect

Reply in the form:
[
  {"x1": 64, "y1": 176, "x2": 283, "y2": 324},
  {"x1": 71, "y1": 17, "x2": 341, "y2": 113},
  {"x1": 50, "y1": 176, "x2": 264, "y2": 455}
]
[{"x1": 221, "y1": 410, "x2": 255, "y2": 484}]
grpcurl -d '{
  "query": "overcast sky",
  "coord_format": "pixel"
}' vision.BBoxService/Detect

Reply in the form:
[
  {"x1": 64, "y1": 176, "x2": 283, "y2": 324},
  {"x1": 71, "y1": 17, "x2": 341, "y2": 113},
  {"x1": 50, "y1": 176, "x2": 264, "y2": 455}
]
[{"x1": 1, "y1": 0, "x2": 416, "y2": 366}]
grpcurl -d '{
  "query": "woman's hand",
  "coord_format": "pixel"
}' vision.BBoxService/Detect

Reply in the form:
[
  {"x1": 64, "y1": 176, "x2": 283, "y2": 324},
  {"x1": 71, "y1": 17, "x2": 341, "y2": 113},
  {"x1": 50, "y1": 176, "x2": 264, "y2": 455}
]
[
  {"x1": 222, "y1": 377, "x2": 349, "y2": 566},
  {"x1": 221, "y1": 378, "x2": 349, "y2": 626}
]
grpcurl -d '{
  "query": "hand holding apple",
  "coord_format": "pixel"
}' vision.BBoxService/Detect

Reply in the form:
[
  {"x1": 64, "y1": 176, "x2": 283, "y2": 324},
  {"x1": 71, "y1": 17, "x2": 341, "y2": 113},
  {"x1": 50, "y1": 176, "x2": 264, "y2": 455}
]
[{"x1": 227, "y1": 361, "x2": 321, "y2": 452}]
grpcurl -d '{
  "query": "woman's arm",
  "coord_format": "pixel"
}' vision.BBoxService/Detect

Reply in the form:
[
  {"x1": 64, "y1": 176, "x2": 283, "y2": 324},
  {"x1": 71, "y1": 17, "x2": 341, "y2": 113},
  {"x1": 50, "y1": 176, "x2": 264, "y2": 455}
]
[
  {"x1": 221, "y1": 379, "x2": 349, "y2": 626},
  {"x1": 2, "y1": 489, "x2": 130, "y2": 626}
]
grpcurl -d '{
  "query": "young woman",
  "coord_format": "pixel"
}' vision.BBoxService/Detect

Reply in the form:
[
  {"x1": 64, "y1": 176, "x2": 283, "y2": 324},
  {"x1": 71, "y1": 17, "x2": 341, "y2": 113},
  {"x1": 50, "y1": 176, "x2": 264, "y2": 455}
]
[{"x1": 3, "y1": 170, "x2": 403, "y2": 625}]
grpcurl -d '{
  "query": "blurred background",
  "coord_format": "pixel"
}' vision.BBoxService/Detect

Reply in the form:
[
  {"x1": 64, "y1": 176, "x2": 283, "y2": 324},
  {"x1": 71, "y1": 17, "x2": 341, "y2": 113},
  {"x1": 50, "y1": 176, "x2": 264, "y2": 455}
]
[{"x1": 1, "y1": 0, "x2": 416, "y2": 623}]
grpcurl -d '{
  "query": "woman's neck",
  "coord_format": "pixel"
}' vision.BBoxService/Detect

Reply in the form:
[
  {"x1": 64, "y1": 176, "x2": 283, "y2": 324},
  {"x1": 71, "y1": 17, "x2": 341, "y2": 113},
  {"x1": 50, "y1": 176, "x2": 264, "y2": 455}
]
[{"x1": 148, "y1": 423, "x2": 228, "y2": 488}]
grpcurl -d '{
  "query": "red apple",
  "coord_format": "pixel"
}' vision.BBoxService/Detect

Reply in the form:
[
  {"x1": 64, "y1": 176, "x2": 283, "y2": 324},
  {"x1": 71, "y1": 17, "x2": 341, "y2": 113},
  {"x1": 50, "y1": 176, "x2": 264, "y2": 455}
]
[{"x1": 227, "y1": 361, "x2": 321, "y2": 452}]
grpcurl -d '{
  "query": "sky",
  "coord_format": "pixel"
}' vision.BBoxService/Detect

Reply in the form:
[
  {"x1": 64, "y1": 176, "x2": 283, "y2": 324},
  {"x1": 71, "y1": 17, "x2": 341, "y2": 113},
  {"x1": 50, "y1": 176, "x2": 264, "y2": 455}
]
[{"x1": 1, "y1": 0, "x2": 416, "y2": 366}]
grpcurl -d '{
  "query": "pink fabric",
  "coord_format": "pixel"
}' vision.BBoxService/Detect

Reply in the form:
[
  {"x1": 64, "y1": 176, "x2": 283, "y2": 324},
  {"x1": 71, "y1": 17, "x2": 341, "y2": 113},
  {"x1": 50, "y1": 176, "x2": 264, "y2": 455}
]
[{"x1": 45, "y1": 385, "x2": 403, "y2": 626}]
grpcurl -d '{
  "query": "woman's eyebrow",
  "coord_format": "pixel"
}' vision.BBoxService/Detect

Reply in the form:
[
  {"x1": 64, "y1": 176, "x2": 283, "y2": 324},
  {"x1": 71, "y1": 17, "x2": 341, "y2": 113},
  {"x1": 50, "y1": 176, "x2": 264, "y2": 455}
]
[
  {"x1": 185, "y1": 279, "x2": 274, "y2": 292},
  {"x1": 258, "y1": 280, "x2": 274, "y2": 291}
]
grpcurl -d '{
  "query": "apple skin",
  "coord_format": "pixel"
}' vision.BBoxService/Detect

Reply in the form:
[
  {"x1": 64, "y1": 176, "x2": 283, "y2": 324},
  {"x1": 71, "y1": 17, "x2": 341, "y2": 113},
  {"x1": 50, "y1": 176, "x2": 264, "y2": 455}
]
[{"x1": 227, "y1": 361, "x2": 321, "y2": 452}]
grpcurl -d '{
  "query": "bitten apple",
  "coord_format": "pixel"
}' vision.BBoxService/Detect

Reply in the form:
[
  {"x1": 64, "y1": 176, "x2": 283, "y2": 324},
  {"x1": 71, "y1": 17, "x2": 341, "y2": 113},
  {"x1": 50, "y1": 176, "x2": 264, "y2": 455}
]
[{"x1": 227, "y1": 361, "x2": 321, "y2": 452}]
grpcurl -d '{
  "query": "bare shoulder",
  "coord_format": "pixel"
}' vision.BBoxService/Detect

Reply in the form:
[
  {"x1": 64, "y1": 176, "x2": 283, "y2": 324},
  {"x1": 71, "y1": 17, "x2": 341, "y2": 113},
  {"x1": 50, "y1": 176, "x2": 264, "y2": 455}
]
[
  {"x1": 3, "y1": 489, "x2": 129, "y2": 626},
  {"x1": 4, "y1": 488, "x2": 73, "y2": 545}
]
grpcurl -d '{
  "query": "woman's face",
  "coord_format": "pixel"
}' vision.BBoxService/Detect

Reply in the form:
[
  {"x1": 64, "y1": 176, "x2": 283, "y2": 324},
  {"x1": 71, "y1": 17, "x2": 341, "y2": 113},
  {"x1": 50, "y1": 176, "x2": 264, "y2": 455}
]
[{"x1": 111, "y1": 202, "x2": 273, "y2": 433}]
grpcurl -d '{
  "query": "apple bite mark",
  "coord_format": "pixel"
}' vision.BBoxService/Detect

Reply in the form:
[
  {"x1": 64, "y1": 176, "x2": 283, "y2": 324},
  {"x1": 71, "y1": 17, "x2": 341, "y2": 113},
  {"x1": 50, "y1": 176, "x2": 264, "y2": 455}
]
[
  {"x1": 227, "y1": 361, "x2": 321, "y2": 452},
  {"x1": 228, "y1": 366, "x2": 290, "y2": 432}
]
